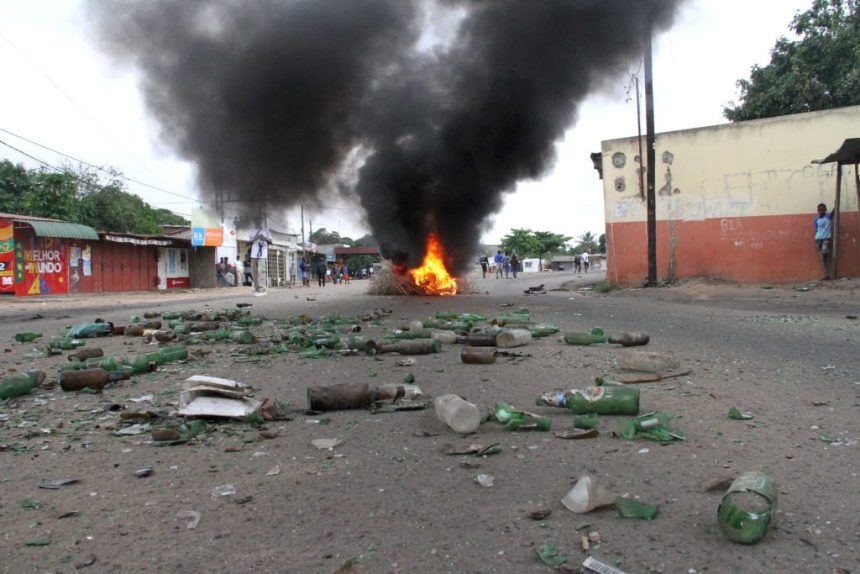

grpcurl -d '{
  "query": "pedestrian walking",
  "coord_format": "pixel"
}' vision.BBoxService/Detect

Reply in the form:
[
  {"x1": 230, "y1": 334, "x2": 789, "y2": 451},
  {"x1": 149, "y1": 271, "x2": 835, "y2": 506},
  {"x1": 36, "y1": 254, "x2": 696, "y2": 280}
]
[
  {"x1": 494, "y1": 250, "x2": 504, "y2": 278},
  {"x1": 582, "y1": 251, "x2": 590, "y2": 273},
  {"x1": 510, "y1": 253, "x2": 519, "y2": 278},
  {"x1": 503, "y1": 253, "x2": 511, "y2": 278}
]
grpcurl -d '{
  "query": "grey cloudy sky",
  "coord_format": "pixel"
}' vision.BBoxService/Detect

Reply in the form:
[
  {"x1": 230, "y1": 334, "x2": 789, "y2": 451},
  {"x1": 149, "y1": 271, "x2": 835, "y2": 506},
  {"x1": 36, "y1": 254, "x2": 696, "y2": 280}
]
[{"x1": 0, "y1": 0, "x2": 811, "y2": 244}]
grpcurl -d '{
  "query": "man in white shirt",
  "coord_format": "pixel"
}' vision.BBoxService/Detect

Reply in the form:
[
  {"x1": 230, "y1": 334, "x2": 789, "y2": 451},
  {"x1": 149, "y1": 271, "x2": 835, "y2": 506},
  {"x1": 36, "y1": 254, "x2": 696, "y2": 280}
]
[
  {"x1": 248, "y1": 227, "x2": 273, "y2": 294},
  {"x1": 581, "y1": 251, "x2": 590, "y2": 273}
]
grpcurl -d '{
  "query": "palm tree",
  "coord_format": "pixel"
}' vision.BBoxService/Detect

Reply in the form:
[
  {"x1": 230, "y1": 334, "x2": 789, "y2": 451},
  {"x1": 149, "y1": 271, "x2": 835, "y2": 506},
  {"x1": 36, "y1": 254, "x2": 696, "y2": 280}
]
[{"x1": 576, "y1": 231, "x2": 598, "y2": 253}]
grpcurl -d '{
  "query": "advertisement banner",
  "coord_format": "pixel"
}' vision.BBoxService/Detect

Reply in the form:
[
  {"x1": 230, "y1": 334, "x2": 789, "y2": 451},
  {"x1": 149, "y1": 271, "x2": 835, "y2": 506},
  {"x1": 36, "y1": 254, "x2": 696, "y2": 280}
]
[
  {"x1": 191, "y1": 208, "x2": 223, "y2": 247},
  {"x1": 0, "y1": 221, "x2": 15, "y2": 294},
  {"x1": 15, "y1": 236, "x2": 68, "y2": 296}
]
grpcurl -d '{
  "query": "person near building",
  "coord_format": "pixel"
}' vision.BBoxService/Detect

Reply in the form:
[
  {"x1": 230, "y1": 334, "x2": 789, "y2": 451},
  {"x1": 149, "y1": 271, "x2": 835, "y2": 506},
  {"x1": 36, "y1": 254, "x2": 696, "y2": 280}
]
[
  {"x1": 299, "y1": 259, "x2": 309, "y2": 287},
  {"x1": 479, "y1": 254, "x2": 489, "y2": 278},
  {"x1": 503, "y1": 252, "x2": 511, "y2": 278},
  {"x1": 242, "y1": 254, "x2": 253, "y2": 286},
  {"x1": 510, "y1": 253, "x2": 519, "y2": 278},
  {"x1": 574, "y1": 253, "x2": 582, "y2": 274},
  {"x1": 814, "y1": 202, "x2": 835, "y2": 280},
  {"x1": 493, "y1": 250, "x2": 504, "y2": 278},
  {"x1": 341, "y1": 263, "x2": 350, "y2": 284},
  {"x1": 248, "y1": 227, "x2": 273, "y2": 295},
  {"x1": 316, "y1": 259, "x2": 327, "y2": 287},
  {"x1": 582, "y1": 251, "x2": 590, "y2": 273},
  {"x1": 215, "y1": 257, "x2": 228, "y2": 287}
]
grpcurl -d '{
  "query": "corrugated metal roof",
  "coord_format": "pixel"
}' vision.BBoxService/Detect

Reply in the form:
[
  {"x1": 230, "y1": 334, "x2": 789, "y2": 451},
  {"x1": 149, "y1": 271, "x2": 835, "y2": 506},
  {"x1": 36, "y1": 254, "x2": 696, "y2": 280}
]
[{"x1": 22, "y1": 220, "x2": 100, "y2": 240}]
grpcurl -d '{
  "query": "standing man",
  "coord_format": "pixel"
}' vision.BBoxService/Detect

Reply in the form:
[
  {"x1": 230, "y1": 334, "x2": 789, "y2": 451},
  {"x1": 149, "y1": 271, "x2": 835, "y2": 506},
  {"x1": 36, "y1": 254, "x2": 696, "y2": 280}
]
[
  {"x1": 248, "y1": 226, "x2": 273, "y2": 295},
  {"x1": 479, "y1": 254, "x2": 489, "y2": 278},
  {"x1": 494, "y1": 250, "x2": 504, "y2": 279},
  {"x1": 510, "y1": 253, "x2": 519, "y2": 278},
  {"x1": 582, "y1": 251, "x2": 590, "y2": 273},
  {"x1": 298, "y1": 259, "x2": 308, "y2": 287},
  {"x1": 316, "y1": 259, "x2": 328, "y2": 287},
  {"x1": 814, "y1": 202, "x2": 835, "y2": 280},
  {"x1": 503, "y1": 252, "x2": 511, "y2": 278}
]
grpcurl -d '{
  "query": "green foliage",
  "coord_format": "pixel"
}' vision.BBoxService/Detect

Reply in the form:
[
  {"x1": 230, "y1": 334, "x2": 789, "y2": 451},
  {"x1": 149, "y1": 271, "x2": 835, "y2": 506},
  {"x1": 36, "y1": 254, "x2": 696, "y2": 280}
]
[
  {"x1": 574, "y1": 231, "x2": 599, "y2": 253},
  {"x1": 352, "y1": 234, "x2": 377, "y2": 246},
  {"x1": 0, "y1": 160, "x2": 32, "y2": 213},
  {"x1": 499, "y1": 228, "x2": 543, "y2": 257},
  {"x1": 0, "y1": 159, "x2": 187, "y2": 233},
  {"x1": 724, "y1": 0, "x2": 860, "y2": 121},
  {"x1": 22, "y1": 172, "x2": 80, "y2": 221},
  {"x1": 309, "y1": 227, "x2": 352, "y2": 246},
  {"x1": 598, "y1": 233, "x2": 606, "y2": 254}
]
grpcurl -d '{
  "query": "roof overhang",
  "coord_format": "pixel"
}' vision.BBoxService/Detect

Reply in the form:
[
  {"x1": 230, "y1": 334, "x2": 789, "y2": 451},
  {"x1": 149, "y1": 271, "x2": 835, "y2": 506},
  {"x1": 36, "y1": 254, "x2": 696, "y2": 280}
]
[
  {"x1": 814, "y1": 138, "x2": 860, "y2": 164},
  {"x1": 14, "y1": 219, "x2": 99, "y2": 240}
]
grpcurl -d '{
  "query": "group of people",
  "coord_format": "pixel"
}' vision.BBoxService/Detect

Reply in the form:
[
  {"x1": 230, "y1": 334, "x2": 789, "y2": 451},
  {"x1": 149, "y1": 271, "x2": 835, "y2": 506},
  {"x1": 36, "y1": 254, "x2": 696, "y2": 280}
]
[
  {"x1": 298, "y1": 259, "x2": 372, "y2": 287},
  {"x1": 479, "y1": 251, "x2": 520, "y2": 279}
]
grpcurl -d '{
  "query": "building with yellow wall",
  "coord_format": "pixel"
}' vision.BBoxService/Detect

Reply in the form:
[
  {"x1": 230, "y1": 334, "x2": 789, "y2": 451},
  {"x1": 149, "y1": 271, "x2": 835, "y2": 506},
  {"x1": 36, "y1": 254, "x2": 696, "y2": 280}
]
[{"x1": 598, "y1": 106, "x2": 860, "y2": 286}]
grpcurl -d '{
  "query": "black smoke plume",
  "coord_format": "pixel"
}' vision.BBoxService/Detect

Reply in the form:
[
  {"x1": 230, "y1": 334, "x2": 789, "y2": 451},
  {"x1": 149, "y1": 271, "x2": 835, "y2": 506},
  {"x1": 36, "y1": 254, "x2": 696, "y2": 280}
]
[{"x1": 88, "y1": 0, "x2": 683, "y2": 273}]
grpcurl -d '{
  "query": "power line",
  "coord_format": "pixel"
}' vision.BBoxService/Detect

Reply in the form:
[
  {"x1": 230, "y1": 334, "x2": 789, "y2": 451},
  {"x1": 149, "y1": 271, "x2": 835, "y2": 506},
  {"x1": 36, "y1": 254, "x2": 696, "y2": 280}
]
[
  {"x1": 0, "y1": 27, "x2": 177, "y2": 190},
  {"x1": 0, "y1": 126, "x2": 198, "y2": 202}
]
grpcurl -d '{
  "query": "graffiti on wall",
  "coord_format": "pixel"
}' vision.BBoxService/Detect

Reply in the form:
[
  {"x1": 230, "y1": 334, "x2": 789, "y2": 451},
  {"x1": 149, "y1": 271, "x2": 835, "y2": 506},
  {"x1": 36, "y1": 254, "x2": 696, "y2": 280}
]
[{"x1": 15, "y1": 237, "x2": 67, "y2": 296}]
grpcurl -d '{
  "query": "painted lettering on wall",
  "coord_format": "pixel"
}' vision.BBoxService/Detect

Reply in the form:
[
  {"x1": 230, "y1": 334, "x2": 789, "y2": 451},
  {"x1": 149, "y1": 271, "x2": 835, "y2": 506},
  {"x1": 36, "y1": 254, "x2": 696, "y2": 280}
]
[{"x1": 16, "y1": 237, "x2": 67, "y2": 296}]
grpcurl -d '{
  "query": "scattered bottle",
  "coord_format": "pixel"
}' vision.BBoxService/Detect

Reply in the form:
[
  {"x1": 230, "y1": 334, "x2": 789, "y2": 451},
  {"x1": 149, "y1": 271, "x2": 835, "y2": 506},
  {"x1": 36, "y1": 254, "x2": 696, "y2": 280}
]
[
  {"x1": 616, "y1": 349, "x2": 680, "y2": 373},
  {"x1": 494, "y1": 402, "x2": 552, "y2": 431},
  {"x1": 62, "y1": 356, "x2": 123, "y2": 373},
  {"x1": 718, "y1": 471, "x2": 777, "y2": 544},
  {"x1": 60, "y1": 367, "x2": 130, "y2": 392},
  {"x1": 563, "y1": 328, "x2": 607, "y2": 345},
  {"x1": 536, "y1": 386, "x2": 640, "y2": 415},
  {"x1": 0, "y1": 370, "x2": 46, "y2": 400},
  {"x1": 14, "y1": 332, "x2": 42, "y2": 343},
  {"x1": 607, "y1": 331, "x2": 650, "y2": 347},
  {"x1": 68, "y1": 347, "x2": 104, "y2": 362},
  {"x1": 460, "y1": 346, "x2": 496, "y2": 364},
  {"x1": 307, "y1": 382, "x2": 404, "y2": 411},
  {"x1": 47, "y1": 338, "x2": 86, "y2": 350},
  {"x1": 124, "y1": 325, "x2": 146, "y2": 337},
  {"x1": 434, "y1": 394, "x2": 481, "y2": 434},
  {"x1": 495, "y1": 329, "x2": 532, "y2": 348},
  {"x1": 369, "y1": 339, "x2": 441, "y2": 355},
  {"x1": 454, "y1": 333, "x2": 498, "y2": 347}
]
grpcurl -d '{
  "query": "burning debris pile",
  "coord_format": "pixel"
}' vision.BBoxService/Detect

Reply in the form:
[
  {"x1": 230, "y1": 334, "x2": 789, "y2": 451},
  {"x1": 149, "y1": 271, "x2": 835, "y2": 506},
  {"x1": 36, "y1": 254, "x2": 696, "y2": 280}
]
[{"x1": 88, "y1": 0, "x2": 683, "y2": 274}]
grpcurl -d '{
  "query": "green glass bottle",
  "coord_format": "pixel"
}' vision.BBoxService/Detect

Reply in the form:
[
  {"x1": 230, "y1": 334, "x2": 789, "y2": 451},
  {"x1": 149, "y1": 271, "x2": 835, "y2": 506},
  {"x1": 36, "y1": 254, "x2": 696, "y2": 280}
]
[
  {"x1": 14, "y1": 332, "x2": 42, "y2": 343},
  {"x1": 0, "y1": 370, "x2": 46, "y2": 399},
  {"x1": 47, "y1": 338, "x2": 85, "y2": 350},
  {"x1": 67, "y1": 322, "x2": 113, "y2": 338},
  {"x1": 536, "y1": 386, "x2": 639, "y2": 415},
  {"x1": 230, "y1": 331, "x2": 257, "y2": 344},
  {"x1": 563, "y1": 328, "x2": 607, "y2": 345},
  {"x1": 528, "y1": 323, "x2": 560, "y2": 338},
  {"x1": 717, "y1": 472, "x2": 777, "y2": 544},
  {"x1": 494, "y1": 402, "x2": 552, "y2": 431}
]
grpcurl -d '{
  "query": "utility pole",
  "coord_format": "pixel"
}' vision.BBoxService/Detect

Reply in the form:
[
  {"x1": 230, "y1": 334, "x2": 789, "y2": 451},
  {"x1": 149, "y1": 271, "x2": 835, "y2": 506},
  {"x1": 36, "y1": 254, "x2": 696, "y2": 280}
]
[
  {"x1": 631, "y1": 73, "x2": 646, "y2": 200},
  {"x1": 644, "y1": 20, "x2": 657, "y2": 286},
  {"x1": 300, "y1": 204, "x2": 306, "y2": 247}
]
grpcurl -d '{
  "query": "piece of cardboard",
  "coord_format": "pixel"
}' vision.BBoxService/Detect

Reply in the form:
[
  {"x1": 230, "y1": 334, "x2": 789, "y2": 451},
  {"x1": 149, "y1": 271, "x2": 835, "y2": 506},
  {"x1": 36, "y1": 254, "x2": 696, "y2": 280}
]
[{"x1": 178, "y1": 375, "x2": 261, "y2": 418}]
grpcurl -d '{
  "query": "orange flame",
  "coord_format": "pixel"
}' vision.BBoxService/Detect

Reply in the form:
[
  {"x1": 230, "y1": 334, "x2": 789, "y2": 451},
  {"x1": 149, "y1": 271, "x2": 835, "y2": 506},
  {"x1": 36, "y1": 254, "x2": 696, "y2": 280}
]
[{"x1": 408, "y1": 233, "x2": 458, "y2": 295}]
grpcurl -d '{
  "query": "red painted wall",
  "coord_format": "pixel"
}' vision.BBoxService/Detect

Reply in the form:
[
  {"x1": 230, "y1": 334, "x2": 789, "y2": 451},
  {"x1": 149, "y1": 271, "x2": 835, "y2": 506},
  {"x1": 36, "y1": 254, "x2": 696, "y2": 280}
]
[{"x1": 607, "y1": 212, "x2": 860, "y2": 286}]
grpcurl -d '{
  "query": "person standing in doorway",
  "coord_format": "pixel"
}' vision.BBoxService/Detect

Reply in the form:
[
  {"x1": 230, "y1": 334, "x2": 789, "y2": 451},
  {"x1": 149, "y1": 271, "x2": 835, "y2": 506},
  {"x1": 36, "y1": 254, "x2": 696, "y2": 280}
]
[
  {"x1": 510, "y1": 253, "x2": 519, "y2": 278},
  {"x1": 316, "y1": 259, "x2": 328, "y2": 287},
  {"x1": 814, "y1": 202, "x2": 835, "y2": 280},
  {"x1": 582, "y1": 251, "x2": 590, "y2": 273},
  {"x1": 248, "y1": 227, "x2": 273, "y2": 295},
  {"x1": 494, "y1": 250, "x2": 504, "y2": 278}
]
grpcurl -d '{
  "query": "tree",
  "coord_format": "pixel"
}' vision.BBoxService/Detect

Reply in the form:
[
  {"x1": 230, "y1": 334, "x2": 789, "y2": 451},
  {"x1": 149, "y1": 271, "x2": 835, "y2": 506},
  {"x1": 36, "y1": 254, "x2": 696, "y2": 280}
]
[
  {"x1": 352, "y1": 233, "x2": 377, "y2": 247},
  {"x1": 0, "y1": 160, "x2": 32, "y2": 213},
  {"x1": 598, "y1": 233, "x2": 606, "y2": 254},
  {"x1": 723, "y1": 0, "x2": 860, "y2": 121},
  {"x1": 574, "y1": 231, "x2": 599, "y2": 253},
  {"x1": 309, "y1": 227, "x2": 353, "y2": 245},
  {"x1": 22, "y1": 171, "x2": 80, "y2": 221},
  {"x1": 533, "y1": 231, "x2": 571, "y2": 261},
  {"x1": 499, "y1": 228, "x2": 543, "y2": 258}
]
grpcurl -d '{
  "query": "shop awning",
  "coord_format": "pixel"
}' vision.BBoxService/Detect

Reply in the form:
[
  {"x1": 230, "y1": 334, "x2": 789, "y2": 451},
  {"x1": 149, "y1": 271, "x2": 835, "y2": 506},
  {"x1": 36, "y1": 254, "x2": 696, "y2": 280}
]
[
  {"x1": 16, "y1": 219, "x2": 100, "y2": 240},
  {"x1": 815, "y1": 138, "x2": 860, "y2": 164}
]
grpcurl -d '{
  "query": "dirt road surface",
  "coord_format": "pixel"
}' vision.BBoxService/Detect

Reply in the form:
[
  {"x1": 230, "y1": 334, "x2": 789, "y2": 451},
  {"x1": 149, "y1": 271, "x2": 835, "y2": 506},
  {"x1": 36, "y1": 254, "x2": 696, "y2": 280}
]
[{"x1": 1, "y1": 269, "x2": 858, "y2": 573}]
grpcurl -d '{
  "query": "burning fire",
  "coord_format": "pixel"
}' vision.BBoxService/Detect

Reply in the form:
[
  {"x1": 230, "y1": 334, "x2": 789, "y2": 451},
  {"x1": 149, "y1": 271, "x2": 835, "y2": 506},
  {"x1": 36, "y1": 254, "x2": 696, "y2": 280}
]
[{"x1": 408, "y1": 233, "x2": 458, "y2": 295}]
